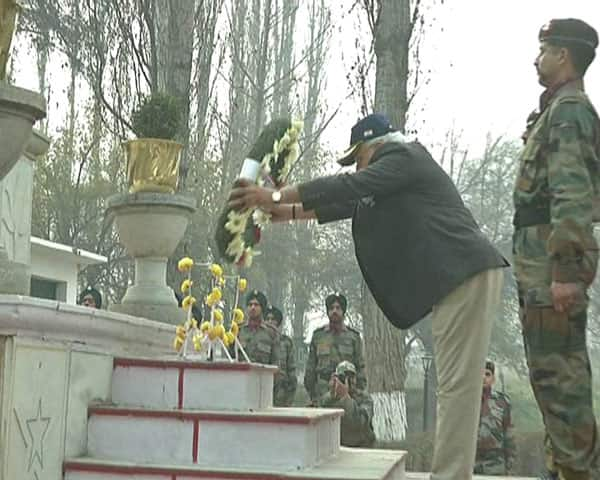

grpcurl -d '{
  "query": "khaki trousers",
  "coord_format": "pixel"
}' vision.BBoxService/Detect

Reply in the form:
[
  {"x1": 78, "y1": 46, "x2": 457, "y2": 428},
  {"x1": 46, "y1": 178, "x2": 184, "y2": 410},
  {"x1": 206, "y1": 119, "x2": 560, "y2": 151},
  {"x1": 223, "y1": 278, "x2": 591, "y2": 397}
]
[{"x1": 430, "y1": 268, "x2": 504, "y2": 480}]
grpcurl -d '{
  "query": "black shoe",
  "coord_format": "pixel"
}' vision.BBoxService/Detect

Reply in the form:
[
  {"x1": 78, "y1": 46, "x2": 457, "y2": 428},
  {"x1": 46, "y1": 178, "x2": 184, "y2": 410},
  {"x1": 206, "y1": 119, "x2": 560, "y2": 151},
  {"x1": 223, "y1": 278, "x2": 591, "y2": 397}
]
[{"x1": 539, "y1": 470, "x2": 559, "y2": 480}]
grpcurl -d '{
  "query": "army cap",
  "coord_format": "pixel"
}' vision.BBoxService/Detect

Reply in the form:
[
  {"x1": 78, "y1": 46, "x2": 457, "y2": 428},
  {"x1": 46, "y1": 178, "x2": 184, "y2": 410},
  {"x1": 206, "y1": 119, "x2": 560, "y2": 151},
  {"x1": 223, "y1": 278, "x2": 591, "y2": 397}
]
[
  {"x1": 337, "y1": 113, "x2": 396, "y2": 166},
  {"x1": 246, "y1": 290, "x2": 267, "y2": 312},
  {"x1": 336, "y1": 360, "x2": 357, "y2": 377},
  {"x1": 539, "y1": 19, "x2": 598, "y2": 50}
]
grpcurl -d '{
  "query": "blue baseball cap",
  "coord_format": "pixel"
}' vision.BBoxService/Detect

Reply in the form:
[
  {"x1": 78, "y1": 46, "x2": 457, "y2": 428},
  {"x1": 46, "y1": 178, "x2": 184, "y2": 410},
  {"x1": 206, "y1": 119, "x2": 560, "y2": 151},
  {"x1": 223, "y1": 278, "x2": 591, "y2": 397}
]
[{"x1": 337, "y1": 113, "x2": 396, "y2": 166}]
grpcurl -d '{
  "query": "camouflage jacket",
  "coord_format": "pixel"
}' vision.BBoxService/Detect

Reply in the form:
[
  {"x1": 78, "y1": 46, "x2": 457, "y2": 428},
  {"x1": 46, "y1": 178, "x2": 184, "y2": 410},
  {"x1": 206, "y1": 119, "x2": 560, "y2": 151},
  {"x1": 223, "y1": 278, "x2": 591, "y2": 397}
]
[
  {"x1": 304, "y1": 324, "x2": 367, "y2": 402},
  {"x1": 319, "y1": 389, "x2": 375, "y2": 448},
  {"x1": 273, "y1": 333, "x2": 297, "y2": 407},
  {"x1": 474, "y1": 388, "x2": 516, "y2": 475},
  {"x1": 237, "y1": 322, "x2": 280, "y2": 367},
  {"x1": 513, "y1": 79, "x2": 600, "y2": 306}
]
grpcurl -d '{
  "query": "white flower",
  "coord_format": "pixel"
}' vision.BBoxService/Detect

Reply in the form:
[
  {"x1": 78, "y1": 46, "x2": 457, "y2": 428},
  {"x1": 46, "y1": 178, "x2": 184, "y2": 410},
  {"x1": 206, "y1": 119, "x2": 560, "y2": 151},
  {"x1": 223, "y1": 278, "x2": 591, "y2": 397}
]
[
  {"x1": 279, "y1": 133, "x2": 291, "y2": 149},
  {"x1": 292, "y1": 119, "x2": 304, "y2": 134},
  {"x1": 253, "y1": 209, "x2": 271, "y2": 227},
  {"x1": 243, "y1": 247, "x2": 254, "y2": 268},
  {"x1": 226, "y1": 235, "x2": 245, "y2": 260},
  {"x1": 226, "y1": 210, "x2": 250, "y2": 235}
]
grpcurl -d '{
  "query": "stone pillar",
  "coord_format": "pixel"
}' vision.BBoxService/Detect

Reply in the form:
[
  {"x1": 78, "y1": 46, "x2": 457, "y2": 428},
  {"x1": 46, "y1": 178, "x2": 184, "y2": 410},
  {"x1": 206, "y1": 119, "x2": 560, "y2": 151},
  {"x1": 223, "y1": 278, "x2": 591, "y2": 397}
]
[
  {"x1": 0, "y1": 83, "x2": 47, "y2": 294},
  {"x1": 107, "y1": 192, "x2": 196, "y2": 324},
  {"x1": 0, "y1": 130, "x2": 49, "y2": 294}
]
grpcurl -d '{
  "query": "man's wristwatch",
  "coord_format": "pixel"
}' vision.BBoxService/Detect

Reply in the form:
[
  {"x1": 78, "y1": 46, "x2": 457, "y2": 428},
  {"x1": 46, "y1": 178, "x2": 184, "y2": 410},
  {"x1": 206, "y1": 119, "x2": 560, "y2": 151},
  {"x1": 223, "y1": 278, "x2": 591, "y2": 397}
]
[{"x1": 271, "y1": 190, "x2": 282, "y2": 204}]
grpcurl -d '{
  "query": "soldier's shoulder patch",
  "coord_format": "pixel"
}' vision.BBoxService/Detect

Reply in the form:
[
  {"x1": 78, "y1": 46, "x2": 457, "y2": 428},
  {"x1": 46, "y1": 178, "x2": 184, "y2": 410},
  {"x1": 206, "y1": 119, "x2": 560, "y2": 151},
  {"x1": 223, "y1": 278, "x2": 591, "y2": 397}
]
[{"x1": 551, "y1": 97, "x2": 597, "y2": 129}]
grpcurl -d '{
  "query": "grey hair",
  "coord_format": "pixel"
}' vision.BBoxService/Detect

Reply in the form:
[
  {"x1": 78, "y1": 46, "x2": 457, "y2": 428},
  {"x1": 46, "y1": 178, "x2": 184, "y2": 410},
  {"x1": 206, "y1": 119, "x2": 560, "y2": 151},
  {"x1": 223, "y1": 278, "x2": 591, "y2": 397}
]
[{"x1": 363, "y1": 130, "x2": 409, "y2": 147}]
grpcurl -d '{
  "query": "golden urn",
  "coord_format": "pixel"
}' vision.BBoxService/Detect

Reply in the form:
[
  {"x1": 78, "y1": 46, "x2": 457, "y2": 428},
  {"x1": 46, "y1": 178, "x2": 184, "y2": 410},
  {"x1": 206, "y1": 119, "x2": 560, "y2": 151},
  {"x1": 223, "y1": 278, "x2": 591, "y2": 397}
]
[
  {"x1": 0, "y1": 0, "x2": 19, "y2": 80},
  {"x1": 123, "y1": 138, "x2": 182, "y2": 194}
]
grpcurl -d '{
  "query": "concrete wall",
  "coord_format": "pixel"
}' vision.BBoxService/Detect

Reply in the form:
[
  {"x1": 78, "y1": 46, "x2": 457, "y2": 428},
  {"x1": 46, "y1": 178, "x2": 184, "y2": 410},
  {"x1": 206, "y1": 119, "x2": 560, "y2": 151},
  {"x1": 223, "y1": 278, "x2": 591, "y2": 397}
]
[
  {"x1": 30, "y1": 247, "x2": 77, "y2": 302},
  {"x1": 0, "y1": 296, "x2": 173, "y2": 480}
]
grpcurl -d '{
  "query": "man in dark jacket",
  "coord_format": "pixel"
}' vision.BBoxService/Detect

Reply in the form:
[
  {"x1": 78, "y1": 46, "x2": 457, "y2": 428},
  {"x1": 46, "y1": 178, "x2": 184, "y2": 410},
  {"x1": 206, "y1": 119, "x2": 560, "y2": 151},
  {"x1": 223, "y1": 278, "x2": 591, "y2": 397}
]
[{"x1": 229, "y1": 113, "x2": 507, "y2": 479}]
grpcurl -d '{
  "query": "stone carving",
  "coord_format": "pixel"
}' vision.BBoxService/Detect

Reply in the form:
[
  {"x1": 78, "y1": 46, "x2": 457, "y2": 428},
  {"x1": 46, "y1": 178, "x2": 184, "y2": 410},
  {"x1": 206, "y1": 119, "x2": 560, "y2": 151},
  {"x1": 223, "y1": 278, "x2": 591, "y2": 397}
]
[
  {"x1": 13, "y1": 398, "x2": 52, "y2": 476},
  {"x1": 0, "y1": 156, "x2": 33, "y2": 264}
]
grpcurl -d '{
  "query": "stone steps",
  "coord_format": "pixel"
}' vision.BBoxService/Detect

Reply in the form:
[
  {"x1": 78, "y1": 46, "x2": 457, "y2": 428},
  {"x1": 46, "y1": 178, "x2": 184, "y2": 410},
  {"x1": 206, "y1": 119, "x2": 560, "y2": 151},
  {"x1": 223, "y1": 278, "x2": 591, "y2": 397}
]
[
  {"x1": 111, "y1": 356, "x2": 277, "y2": 411},
  {"x1": 64, "y1": 448, "x2": 406, "y2": 480},
  {"x1": 87, "y1": 404, "x2": 342, "y2": 470},
  {"x1": 64, "y1": 355, "x2": 407, "y2": 480}
]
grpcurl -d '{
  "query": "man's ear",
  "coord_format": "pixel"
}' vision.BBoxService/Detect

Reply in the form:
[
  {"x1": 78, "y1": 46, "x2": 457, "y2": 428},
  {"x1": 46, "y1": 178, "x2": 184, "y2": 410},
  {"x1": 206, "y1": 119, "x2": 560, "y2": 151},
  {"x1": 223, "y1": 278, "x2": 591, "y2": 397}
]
[{"x1": 557, "y1": 47, "x2": 570, "y2": 66}]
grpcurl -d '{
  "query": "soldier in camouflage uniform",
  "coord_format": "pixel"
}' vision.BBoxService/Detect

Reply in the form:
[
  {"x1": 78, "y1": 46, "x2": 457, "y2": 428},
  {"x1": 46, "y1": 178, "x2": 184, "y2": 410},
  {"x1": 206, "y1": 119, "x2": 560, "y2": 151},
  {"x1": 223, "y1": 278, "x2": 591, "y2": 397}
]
[
  {"x1": 474, "y1": 360, "x2": 516, "y2": 476},
  {"x1": 304, "y1": 293, "x2": 366, "y2": 405},
  {"x1": 266, "y1": 305, "x2": 297, "y2": 407},
  {"x1": 319, "y1": 360, "x2": 375, "y2": 448},
  {"x1": 237, "y1": 290, "x2": 280, "y2": 367},
  {"x1": 513, "y1": 19, "x2": 600, "y2": 480}
]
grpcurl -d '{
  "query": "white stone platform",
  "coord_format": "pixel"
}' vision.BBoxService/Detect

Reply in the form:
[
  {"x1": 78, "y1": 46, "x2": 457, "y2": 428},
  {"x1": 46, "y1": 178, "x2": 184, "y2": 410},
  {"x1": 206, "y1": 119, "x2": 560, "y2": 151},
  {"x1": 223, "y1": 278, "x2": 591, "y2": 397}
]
[
  {"x1": 0, "y1": 297, "x2": 406, "y2": 480},
  {"x1": 65, "y1": 355, "x2": 406, "y2": 479},
  {"x1": 64, "y1": 447, "x2": 406, "y2": 480}
]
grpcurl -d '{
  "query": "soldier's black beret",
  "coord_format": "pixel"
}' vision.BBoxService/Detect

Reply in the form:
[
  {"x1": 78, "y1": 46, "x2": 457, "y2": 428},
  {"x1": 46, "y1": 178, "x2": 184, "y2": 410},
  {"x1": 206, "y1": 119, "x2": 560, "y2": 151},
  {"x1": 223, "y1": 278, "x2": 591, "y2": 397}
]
[
  {"x1": 539, "y1": 19, "x2": 598, "y2": 50},
  {"x1": 246, "y1": 290, "x2": 267, "y2": 312},
  {"x1": 325, "y1": 293, "x2": 347, "y2": 313}
]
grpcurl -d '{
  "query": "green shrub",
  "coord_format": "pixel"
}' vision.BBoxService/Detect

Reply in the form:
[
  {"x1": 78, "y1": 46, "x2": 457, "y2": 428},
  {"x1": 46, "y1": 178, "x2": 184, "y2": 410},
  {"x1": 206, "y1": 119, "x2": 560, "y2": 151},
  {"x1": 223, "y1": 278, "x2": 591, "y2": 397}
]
[{"x1": 131, "y1": 93, "x2": 182, "y2": 140}]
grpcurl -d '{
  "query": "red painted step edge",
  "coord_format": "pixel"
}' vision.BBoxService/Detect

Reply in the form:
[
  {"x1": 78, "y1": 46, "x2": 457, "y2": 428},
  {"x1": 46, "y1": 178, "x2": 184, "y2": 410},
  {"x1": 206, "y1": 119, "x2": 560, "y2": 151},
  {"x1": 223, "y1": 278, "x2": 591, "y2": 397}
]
[
  {"x1": 63, "y1": 460, "x2": 362, "y2": 480},
  {"x1": 88, "y1": 406, "x2": 342, "y2": 425},
  {"x1": 114, "y1": 357, "x2": 277, "y2": 373}
]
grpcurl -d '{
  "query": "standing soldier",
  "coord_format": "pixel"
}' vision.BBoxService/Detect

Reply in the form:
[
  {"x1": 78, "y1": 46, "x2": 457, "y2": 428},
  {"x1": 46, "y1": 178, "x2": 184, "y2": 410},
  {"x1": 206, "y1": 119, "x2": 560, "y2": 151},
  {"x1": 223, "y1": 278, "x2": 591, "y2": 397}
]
[
  {"x1": 474, "y1": 360, "x2": 516, "y2": 476},
  {"x1": 304, "y1": 293, "x2": 366, "y2": 405},
  {"x1": 237, "y1": 290, "x2": 280, "y2": 367},
  {"x1": 266, "y1": 305, "x2": 297, "y2": 407},
  {"x1": 513, "y1": 19, "x2": 600, "y2": 480}
]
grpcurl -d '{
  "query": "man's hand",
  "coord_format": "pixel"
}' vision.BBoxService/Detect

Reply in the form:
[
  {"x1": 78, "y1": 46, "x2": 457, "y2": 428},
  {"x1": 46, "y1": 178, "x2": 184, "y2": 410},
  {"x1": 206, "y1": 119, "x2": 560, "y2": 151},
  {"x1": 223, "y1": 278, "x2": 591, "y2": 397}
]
[
  {"x1": 267, "y1": 204, "x2": 293, "y2": 222},
  {"x1": 550, "y1": 281, "x2": 580, "y2": 313},
  {"x1": 228, "y1": 179, "x2": 274, "y2": 211},
  {"x1": 332, "y1": 376, "x2": 351, "y2": 400}
]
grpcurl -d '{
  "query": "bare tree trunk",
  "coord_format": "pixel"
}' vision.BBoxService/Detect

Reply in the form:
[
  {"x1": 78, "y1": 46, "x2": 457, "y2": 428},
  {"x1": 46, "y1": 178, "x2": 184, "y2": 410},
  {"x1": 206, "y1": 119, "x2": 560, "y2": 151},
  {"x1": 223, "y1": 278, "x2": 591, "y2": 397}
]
[
  {"x1": 154, "y1": 0, "x2": 195, "y2": 184},
  {"x1": 361, "y1": 0, "x2": 416, "y2": 441}
]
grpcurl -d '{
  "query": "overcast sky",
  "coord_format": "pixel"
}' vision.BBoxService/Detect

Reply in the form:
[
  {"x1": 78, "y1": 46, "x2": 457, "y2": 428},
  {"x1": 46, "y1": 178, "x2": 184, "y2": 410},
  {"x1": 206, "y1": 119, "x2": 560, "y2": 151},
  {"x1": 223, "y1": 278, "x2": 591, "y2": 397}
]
[
  {"x1": 12, "y1": 1, "x2": 600, "y2": 160},
  {"x1": 327, "y1": 0, "x2": 600, "y2": 158}
]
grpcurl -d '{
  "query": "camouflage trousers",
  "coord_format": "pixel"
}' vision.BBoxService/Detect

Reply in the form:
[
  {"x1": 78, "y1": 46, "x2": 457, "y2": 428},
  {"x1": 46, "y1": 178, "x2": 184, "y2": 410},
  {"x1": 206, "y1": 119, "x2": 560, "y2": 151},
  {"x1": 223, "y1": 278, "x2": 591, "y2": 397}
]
[{"x1": 520, "y1": 301, "x2": 599, "y2": 480}]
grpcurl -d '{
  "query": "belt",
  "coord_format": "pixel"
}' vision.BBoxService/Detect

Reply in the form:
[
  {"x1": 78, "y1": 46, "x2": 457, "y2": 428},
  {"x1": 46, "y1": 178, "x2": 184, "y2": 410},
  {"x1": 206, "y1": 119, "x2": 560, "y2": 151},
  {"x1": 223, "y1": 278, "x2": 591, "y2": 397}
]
[{"x1": 513, "y1": 205, "x2": 550, "y2": 228}]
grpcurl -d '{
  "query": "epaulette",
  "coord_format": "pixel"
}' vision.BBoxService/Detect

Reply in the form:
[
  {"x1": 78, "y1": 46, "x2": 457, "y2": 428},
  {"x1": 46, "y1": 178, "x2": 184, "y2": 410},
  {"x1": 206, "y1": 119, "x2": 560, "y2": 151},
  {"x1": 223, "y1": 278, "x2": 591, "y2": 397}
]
[
  {"x1": 346, "y1": 325, "x2": 362, "y2": 336},
  {"x1": 313, "y1": 325, "x2": 328, "y2": 334}
]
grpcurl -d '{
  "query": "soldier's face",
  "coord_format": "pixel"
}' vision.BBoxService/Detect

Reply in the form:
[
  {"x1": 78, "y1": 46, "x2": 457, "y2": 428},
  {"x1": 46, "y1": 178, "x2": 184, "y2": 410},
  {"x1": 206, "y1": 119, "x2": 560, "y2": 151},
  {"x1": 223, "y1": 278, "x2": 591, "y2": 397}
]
[
  {"x1": 327, "y1": 301, "x2": 345, "y2": 324},
  {"x1": 483, "y1": 368, "x2": 495, "y2": 388},
  {"x1": 81, "y1": 294, "x2": 97, "y2": 308},
  {"x1": 265, "y1": 313, "x2": 279, "y2": 329},
  {"x1": 247, "y1": 300, "x2": 262, "y2": 320},
  {"x1": 534, "y1": 42, "x2": 565, "y2": 88}
]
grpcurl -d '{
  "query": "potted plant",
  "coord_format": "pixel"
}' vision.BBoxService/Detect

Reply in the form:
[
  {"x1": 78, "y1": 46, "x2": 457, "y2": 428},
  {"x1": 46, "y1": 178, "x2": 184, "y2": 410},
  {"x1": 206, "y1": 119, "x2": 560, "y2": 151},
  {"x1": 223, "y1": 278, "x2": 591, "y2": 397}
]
[{"x1": 124, "y1": 92, "x2": 183, "y2": 193}]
